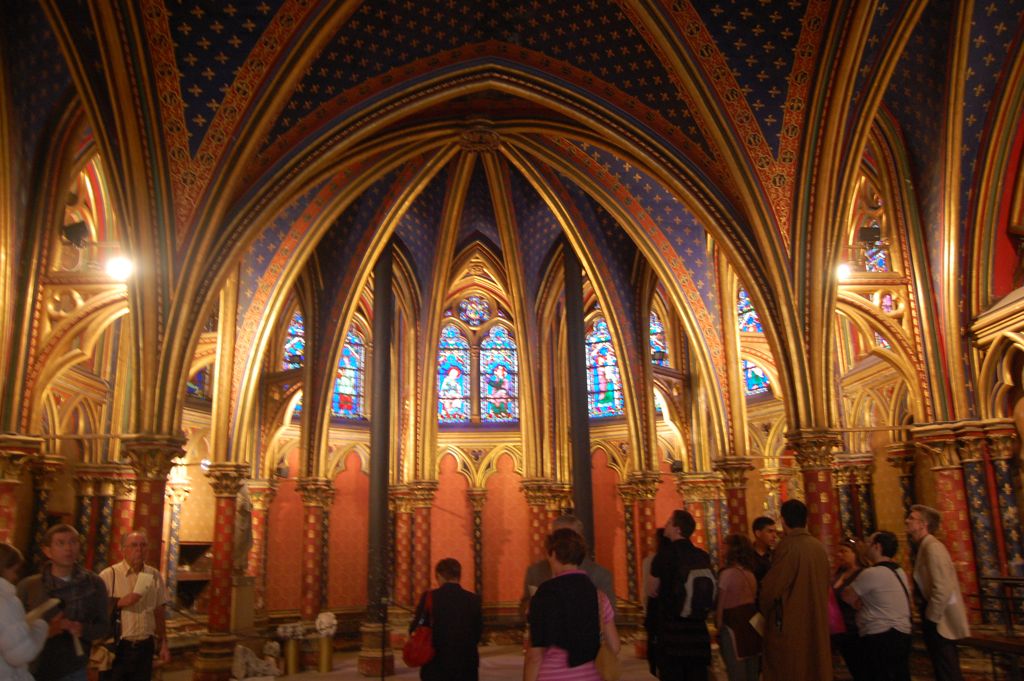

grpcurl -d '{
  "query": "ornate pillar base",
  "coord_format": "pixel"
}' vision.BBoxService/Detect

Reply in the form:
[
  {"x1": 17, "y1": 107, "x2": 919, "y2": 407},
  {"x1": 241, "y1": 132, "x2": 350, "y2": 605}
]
[
  {"x1": 357, "y1": 621, "x2": 394, "y2": 677},
  {"x1": 192, "y1": 633, "x2": 238, "y2": 681}
]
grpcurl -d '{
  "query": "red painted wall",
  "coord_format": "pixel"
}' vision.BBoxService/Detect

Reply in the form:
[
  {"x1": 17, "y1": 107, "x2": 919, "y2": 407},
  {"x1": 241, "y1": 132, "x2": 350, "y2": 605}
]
[
  {"x1": 482, "y1": 454, "x2": 530, "y2": 605},
  {"x1": 265, "y1": 478, "x2": 303, "y2": 612},
  {"x1": 655, "y1": 459, "x2": 684, "y2": 524},
  {"x1": 328, "y1": 452, "x2": 369, "y2": 609},
  {"x1": 431, "y1": 454, "x2": 474, "y2": 589},
  {"x1": 591, "y1": 448, "x2": 628, "y2": 601}
]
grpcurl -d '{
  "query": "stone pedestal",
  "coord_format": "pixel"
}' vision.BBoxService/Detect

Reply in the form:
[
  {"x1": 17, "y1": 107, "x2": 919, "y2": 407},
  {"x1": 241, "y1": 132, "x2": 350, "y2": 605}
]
[
  {"x1": 356, "y1": 621, "x2": 394, "y2": 677},
  {"x1": 192, "y1": 633, "x2": 238, "y2": 681}
]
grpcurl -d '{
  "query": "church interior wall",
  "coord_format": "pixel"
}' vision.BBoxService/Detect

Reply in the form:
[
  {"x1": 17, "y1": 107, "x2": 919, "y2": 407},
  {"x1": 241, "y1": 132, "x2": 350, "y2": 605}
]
[
  {"x1": 327, "y1": 453, "x2": 369, "y2": 611},
  {"x1": 480, "y1": 454, "x2": 530, "y2": 609}
]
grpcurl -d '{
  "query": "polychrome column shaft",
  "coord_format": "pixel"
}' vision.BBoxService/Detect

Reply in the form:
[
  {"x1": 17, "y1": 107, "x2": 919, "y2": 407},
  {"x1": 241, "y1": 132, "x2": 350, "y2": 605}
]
[
  {"x1": 247, "y1": 481, "x2": 275, "y2": 617},
  {"x1": 297, "y1": 478, "x2": 332, "y2": 621},
  {"x1": 789, "y1": 432, "x2": 842, "y2": 555}
]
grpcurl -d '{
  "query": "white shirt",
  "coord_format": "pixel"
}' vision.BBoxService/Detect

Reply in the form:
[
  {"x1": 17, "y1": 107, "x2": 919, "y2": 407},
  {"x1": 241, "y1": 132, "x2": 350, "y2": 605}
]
[
  {"x1": 851, "y1": 563, "x2": 912, "y2": 636},
  {"x1": 99, "y1": 561, "x2": 169, "y2": 641}
]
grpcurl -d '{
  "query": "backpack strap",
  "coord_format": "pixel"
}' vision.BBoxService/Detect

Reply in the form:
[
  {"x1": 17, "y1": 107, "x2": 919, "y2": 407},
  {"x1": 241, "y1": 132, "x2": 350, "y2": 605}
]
[{"x1": 878, "y1": 561, "x2": 912, "y2": 610}]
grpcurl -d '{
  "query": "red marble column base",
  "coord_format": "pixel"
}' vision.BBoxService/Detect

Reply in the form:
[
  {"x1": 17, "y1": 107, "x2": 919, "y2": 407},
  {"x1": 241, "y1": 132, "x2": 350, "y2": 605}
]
[
  {"x1": 192, "y1": 633, "x2": 238, "y2": 681},
  {"x1": 357, "y1": 622, "x2": 394, "y2": 677},
  {"x1": 933, "y1": 466, "x2": 982, "y2": 624}
]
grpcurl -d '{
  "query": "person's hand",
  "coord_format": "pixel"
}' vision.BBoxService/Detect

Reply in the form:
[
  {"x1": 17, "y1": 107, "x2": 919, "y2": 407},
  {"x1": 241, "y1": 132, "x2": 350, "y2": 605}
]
[
  {"x1": 157, "y1": 639, "x2": 171, "y2": 664},
  {"x1": 46, "y1": 612, "x2": 66, "y2": 637},
  {"x1": 119, "y1": 592, "x2": 142, "y2": 608},
  {"x1": 62, "y1": 619, "x2": 84, "y2": 638}
]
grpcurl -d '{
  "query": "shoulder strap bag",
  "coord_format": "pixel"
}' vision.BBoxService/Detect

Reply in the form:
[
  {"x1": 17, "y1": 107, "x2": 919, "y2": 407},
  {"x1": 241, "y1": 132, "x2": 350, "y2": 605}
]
[{"x1": 402, "y1": 591, "x2": 435, "y2": 667}]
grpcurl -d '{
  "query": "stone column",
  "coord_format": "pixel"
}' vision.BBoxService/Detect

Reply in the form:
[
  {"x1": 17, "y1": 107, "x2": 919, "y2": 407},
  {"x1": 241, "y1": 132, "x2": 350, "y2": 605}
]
[
  {"x1": 247, "y1": 480, "x2": 276, "y2": 620},
  {"x1": 204, "y1": 464, "x2": 246, "y2": 633},
  {"x1": 833, "y1": 464, "x2": 855, "y2": 538},
  {"x1": 522, "y1": 479, "x2": 554, "y2": 562},
  {"x1": 564, "y1": 249, "x2": 594, "y2": 551},
  {"x1": 92, "y1": 475, "x2": 116, "y2": 573},
  {"x1": 985, "y1": 422, "x2": 1024, "y2": 576},
  {"x1": 617, "y1": 483, "x2": 639, "y2": 604},
  {"x1": 913, "y1": 424, "x2": 981, "y2": 622},
  {"x1": 165, "y1": 482, "x2": 191, "y2": 606},
  {"x1": 849, "y1": 457, "x2": 877, "y2": 537},
  {"x1": 110, "y1": 476, "x2": 136, "y2": 565},
  {"x1": 759, "y1": 467, "x2": 794, "y2": 517},
  {"x1": 885, "y1": 441, "x2": 916, "y2": 517},
  {"x1": 468, "y1": 489, "x2": 486, "y2": 597},
  {"x1": 121, "y1": 435, "x2": 186, "y2": 566},
  {"x1": 956, "y1": 424, "x2": 1001, "y2": 621},
  {"x1": 74, "y1": 475, "x2": 97, "y2": 569},
  {"x1": 29, "y1": 456, "x2": 63, "y2": 567},
  {"x1": 715, "y1": 458, "x2": 753, "y2": 536},
  {"x1": 296, "y1": 478, "x2": 333, "y2": 621},
  {"x1": 391, "y1": 487, "x2": 414, "y2": 608},
  {"x1": 408, "y1": 481, "x2": 437, "y2": 600},
  {"x1": 0, "y1": 435, "x2": 39, "y2": 543},
  {"x1": 788, "y1": 431, "x2": 842, "y2": 554},
  {"x1": 677, "y1": 473, "x2": 719, "y2": 552}
]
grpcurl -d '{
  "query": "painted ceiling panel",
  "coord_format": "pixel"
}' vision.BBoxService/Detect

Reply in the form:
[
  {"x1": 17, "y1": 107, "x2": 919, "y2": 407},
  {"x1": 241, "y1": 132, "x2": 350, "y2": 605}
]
[
  {"x1": 848, "y1": 0, "x2": 915, "y2": 119},
  {"x1": 883, "y1": 0, "x2": 953, "y2": 312},
  {"x1": 456, "y1": 161, "x2": 502, "y2": 251},
  {"x1": 394, "y1": 164, "x2": 448, "y2": 295},
  {"x1": 161, "y1": 1, "x2": 279, "y2": 155},
  {"x1": 261, "y1": 0, "x2": 704, "y2": 154},
  {"x1": 687, "y1": 0, "x2": 812, "y2": 157},
  {"x1": 508, "y1": 161, "x2": 564, "y2": 304}
]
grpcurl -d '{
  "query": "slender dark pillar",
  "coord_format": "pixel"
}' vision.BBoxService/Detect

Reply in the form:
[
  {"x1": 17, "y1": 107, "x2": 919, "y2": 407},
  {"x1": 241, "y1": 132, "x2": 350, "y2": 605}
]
[
  {"x1": 368, "y1": 243, "x2": 393, "y2": 623},
  {"x1": 359, "y1": 242, "x2": 395, "y2": 677},
  {"x1": 564, "y1": 247, "x2": 594, "y2": 551}
]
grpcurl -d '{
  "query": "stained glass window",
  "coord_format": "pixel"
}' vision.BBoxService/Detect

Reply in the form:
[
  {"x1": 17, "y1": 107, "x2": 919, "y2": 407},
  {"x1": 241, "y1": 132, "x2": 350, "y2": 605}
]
[
  {"x1": 282, "y1": 311, "x2": 305, "y2": 369},
  {"x1": 331, "y1": 331, "x2": 365, "y2": 418},
  {"x1": 880, "y1": 293, "x2": 894, "y2": 313},
  {"x1": 586, "y1": 318, "x2": 625, "y2": 417},
  {"x1": 186, "y1": 367, "x2": 212, "y2": 399},
  {"x1": 874, "y1": 332, "x2": 891, "y2": 349},
  {"x1": 437, "y1": 324, "x2": 471, "y2": 422},
  {"x1": 650, "y1": 312, "x2": 668, "y2": 366},
  {"x1": 741, "y1": 359, "x2": 770, "y2": 396},
  {"x1": 737, "y1": 288, "x2": 763, "y2": 333},
  {"x1": 458, "y1": 295, "x2": 491, "y2": 327},
  {"x1": 480, "y1": 326, "x2": 519, "y2": 422},
  {"x1": 864, "y1": 242, "x2": 890, "y2": 272}
]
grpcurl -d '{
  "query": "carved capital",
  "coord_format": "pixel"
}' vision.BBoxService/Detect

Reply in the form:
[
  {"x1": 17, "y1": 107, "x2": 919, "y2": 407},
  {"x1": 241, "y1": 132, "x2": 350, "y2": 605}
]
[
  {"x1": 676, "y1": 473, "x2": 722, "y2": 502},
  {"x1": 0, "y1": 434, "x2": 41, "y2": 483},
  {"x1": 835, "y1": 453, "x2": 873, "y2": 486},
  {"x1": 459, "y1": 123, "x2": 501, "y2": 151},
  {"x1": 713, "y1": 458, "x2": 754, "y2": 490},
  {"x1": 520, "y1": 479, "x2": 553, "y2": 507},
  {"x1": 984, "y1": 420, "x2": 1019, "y2": 462},
  {"x1": 911, "y1": 423, "x2": 961, "y2": 469},
  {"x1": 247, "y1": 480, "x2": 277, "y2": 511},
  {"x1": 406, "y1": 480, "x2": 439, "y2": 508},
  {"x1": 467, "y1": 488, "x2": 487, "y2": 511},
  {"x1": 885, "y1": 441, "x2": 916, "y2": 476},
  {"x1": 955, "y1": 428, "x2": 988, "y2": 464},
  {"x1": 296, "y1": 478, "x2": 333, "y2": 508},
  {"x1": 32, "y1": 456, "x2": 65, "y2": 491},
  {"x1": 787, "y1": 430, "x2": 840, "y2": 470},
  {"x1": 121, "y1": 434, "x2": 186, "y2": 481},
  {"x1": 204, "y1": 462, "x2": 248, "y2": 498},
  {"x1": 626, "y1": 472, "x2": 662, "y2": 501},
  {"x1": 833, "y1": 468, "x2": 853, "y2": 486},
  {"x1": 166, "y1": 482, "x2": 191, "y2": 506},
  {"x1": 114, "y1": 477, "x2": 137, "y2": 501}
]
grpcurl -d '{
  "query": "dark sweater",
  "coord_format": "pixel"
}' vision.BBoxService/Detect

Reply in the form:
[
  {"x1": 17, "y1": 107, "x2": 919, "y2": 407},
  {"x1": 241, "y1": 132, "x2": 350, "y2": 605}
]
[
  {"x1": 529, "y1": 571, "x2": 601, "y2": 667},
  {"x1": 18, "y1": 564, "x2": 110, "y2": 681},
  {"x1": 650, "y1": 539, "x2": 712, "y2": 662}
]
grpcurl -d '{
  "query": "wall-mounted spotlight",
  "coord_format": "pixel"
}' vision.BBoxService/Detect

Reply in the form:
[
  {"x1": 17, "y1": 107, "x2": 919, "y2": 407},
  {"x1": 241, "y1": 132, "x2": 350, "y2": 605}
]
[
  {"x1": 60, "y1": 220, "x2": 90, "y2": 249},
  {"x1": 836, "y1": 263, "x2": 852, "y2": 281},
  {"x1": 105, "y1": 256, "x2": 134, "y2": 281}
]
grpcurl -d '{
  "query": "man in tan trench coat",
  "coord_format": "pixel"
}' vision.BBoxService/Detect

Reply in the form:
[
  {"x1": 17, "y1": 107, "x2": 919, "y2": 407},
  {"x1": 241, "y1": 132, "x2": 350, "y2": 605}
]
[{"x1": 758, "y1": 499, "x2": 833, "y2": 681}]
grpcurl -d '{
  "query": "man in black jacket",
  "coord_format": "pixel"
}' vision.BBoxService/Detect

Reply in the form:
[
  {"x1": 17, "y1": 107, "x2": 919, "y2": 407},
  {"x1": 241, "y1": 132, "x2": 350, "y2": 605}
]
[
  {"x1": 409, "y1": 558, "x2": 482, "y2": 681},
  {"x1": 647, "y1": 509, "x2": 713, "y2": 681},
  {"x1": 18, "y1": 524, "x2": 110, "y2": 681}
]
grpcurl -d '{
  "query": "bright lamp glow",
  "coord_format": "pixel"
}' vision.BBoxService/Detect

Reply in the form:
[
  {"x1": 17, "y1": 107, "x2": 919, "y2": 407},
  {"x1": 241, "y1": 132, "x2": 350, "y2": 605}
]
[
  {"x1": 836, "y1": 263, "x2": 852, "y2": 281},
  {"x1": 105, "y1": 256, "x2": 134, "y2": 281}
]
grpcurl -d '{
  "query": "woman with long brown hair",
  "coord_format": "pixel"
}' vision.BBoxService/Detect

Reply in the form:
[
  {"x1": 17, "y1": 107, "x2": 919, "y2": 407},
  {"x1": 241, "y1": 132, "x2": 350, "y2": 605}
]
[{"x1": 715, "y1": 534, "x2": 761, "y2": 681}]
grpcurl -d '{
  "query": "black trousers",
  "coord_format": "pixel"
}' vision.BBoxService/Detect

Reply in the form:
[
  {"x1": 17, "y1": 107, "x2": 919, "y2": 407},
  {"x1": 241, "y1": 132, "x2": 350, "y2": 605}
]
[
  {"x1": 101, "y1": 637, "x2": 155, "y2": 681},
  {"x1": 922, "y1": 619, "x2": 965, "y2": 681},
  {"x1": 655, "y1": 652, "x2": 710, "y2": 681},
  {"x1": 861, "y1": 628, "x2": 912, "y2": 681}
]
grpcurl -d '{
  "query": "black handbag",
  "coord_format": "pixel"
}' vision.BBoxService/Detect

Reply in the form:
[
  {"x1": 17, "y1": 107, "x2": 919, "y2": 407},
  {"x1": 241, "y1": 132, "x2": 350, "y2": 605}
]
[{"x1": 89, "y1": 570, "x2": 121, "y2": 671}]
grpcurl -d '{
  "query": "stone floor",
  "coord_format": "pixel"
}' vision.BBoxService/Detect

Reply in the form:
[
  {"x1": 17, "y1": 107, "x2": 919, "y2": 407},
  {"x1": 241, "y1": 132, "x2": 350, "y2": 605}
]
[{"x1": 159, "y1": 642, "x2": 1003, "y2": 680}]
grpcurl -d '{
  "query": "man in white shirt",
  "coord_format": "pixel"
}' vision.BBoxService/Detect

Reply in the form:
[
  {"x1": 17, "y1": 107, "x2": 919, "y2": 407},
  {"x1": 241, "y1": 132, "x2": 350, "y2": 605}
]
[
  {"x1": 98, "y1": 531, "x2": 171, "y2": 681},
  {"x1": 843, "y1": 531, "x2": 912, "y2": 681}
]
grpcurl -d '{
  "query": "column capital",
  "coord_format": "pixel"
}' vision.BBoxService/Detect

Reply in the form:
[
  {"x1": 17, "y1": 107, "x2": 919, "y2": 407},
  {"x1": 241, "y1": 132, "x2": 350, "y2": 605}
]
[
  {"x1": 121, "y1": 434, "x2": 186, "y2": 480},
  {"x1": 520, "y1": 479, "x2": 554, "y2": 507},
  {"x1": 247, "y1": 479, "x2": 277, "y2": 510},
  {"x1": 786, "y1": 430, "x2": 840, "y2": 470},
  {"x1": 835, "y1": 452, "x2": 874, "y2": 484},
  {"x1": 77, "y1": 464, "x2": 123, "y2": 496},
  {"x1": 166, "y1": 481, "x2": 191, "y2": 505},
  {"x1": 406, "y1": 480, "x2": 438, "y2": 508},
  {"x1": 676, "y1": 473, "x2": 722, "y2": 502},
  {"x1": 467, "y1": 488, "x2": 487, "y2": 511},
  {"x1": 0, "y1": 434, "x2": 41, "y2": 483},
  {"x1": 32, "y1": 455, "x2": 65, "y2": 491},
  {"x1": 885, "y1": 441, "x2": 916, "y2": 474},
  {"x1": 204, "y1": 462, "x2": 248, "y2": 498},
  {"x1": 625, "y1": 472, "x2": 662, "y2": 500},
  {"x1": 114, "y1": 476, "x2": 137, "y2": 501},
  {"x1": 713, "y1": 458, "x2": 754, "y2": 490},
  {"x1": 983, "y1": 420, "x2": 1019, "y2": 462},
  {"x1": 296, "y1": 477, "x2": 333, "y2": 508},
  {"x1": 910, "y1": 423, "x2": 961, "y2": 468}
]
